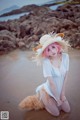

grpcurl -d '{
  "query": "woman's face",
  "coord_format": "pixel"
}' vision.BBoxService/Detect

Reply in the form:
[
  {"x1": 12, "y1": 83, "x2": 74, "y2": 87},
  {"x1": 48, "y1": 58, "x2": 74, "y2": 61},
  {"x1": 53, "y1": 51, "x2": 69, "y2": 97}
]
[{"x1": 46, "y1": 44, "x2": 58, "y2": 57}]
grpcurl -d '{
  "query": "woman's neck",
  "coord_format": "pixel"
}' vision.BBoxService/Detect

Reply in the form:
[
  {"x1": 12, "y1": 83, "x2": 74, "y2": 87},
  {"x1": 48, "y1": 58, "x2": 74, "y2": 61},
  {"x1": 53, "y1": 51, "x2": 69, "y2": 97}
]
[{"x1": 49, "y1": 53, "x2": 62, "y2": 68}]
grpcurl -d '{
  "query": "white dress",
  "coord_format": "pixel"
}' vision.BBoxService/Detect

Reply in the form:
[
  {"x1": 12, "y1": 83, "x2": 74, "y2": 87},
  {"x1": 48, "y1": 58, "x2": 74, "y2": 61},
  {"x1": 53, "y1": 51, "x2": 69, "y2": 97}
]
[{"x1": 36, "y1": 53, "x2": 69, "y2": 101}]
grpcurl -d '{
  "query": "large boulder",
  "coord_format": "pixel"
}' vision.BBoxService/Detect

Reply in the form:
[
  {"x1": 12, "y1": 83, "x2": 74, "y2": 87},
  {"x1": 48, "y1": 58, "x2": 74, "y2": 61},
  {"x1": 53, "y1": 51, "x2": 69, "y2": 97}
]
[
  {"x1": 0, "y1": 24, "x2": 8, "y2": 31},
  {"x1": 0, "y1": 30, "x2": 17, "y2": 52}
]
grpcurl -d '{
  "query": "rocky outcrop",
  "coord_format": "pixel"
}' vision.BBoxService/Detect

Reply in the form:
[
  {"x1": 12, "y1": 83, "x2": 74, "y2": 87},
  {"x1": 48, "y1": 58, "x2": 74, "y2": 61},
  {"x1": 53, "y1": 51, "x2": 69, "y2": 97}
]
[
  {"x1": 0, "y1": 3, "x2": 80, "y2": 54},
  {"x1": 0, "y1": 4, "x2": 49, "y2": 17},
  {"x1": 0, "y1": 30, "x2": 16, "y2": 54}
]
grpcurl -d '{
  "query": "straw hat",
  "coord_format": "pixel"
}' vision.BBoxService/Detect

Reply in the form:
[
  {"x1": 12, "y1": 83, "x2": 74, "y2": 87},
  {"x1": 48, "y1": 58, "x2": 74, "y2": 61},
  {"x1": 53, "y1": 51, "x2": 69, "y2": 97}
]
[{"x1": 33, "y1": 33, "x2": 70, "y2": 58}]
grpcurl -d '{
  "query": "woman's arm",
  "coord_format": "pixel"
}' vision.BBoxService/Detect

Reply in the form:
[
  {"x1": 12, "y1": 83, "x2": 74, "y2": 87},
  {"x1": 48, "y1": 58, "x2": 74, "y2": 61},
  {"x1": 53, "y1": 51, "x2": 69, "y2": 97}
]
[
  {"x1": 60, "y1": 71, "x2": 68, "y2": 102},
  {"x1": 47, "y1": 76, "x2": 62, "y2": 106}
]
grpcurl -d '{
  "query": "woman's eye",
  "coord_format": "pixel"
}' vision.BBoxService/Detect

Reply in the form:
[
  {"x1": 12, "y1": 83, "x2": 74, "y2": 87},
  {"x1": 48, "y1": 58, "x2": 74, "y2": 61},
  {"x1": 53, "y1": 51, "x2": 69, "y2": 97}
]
[
  {"x1": 48, "y1": 48, "x2": 50, "y2": 52},
  {"x1": 52, "y1": 46, "x2": 55, "y2": 48}
]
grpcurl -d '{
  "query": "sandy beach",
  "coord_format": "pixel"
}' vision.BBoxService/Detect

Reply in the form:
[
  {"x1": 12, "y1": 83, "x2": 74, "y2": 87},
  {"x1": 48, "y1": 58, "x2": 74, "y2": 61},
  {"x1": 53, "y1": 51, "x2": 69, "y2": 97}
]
[{"x1": 0, "y1": 49, "x2": 80, "y2": 120}]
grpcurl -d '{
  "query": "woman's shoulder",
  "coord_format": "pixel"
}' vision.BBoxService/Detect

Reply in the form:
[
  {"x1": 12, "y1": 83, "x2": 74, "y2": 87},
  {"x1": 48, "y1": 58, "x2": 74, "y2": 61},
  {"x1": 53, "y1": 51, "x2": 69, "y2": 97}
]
[
  {"x1": 43, "y1": 58, "x2": 49, "y2": 62},
  {"x1": 62, "y1": 53, "x2": 69, "y2": 62},
  {"x1": 62, "y1": 52, "x2": 69, "y2": 58},
  {"x1": 43, "y1": 58, "x2": 50, "y2": 65}
]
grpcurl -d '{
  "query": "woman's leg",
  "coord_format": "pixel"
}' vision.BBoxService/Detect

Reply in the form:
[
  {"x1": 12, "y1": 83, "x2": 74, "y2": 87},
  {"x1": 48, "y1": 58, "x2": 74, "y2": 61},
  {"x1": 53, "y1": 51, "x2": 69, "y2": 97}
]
[
  {"x1": 40, "y1": 88, "x2": 60, "y2": 116},
  {"x1": 61, "y1": 99, "x2": 70, "y2": 113}
]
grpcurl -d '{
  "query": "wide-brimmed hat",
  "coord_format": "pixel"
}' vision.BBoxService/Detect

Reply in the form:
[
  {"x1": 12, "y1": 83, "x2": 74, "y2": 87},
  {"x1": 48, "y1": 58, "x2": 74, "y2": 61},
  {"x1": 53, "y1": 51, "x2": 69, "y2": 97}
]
[{"x1": 33, "y1": 33, "x2": 70, "y2": 58}]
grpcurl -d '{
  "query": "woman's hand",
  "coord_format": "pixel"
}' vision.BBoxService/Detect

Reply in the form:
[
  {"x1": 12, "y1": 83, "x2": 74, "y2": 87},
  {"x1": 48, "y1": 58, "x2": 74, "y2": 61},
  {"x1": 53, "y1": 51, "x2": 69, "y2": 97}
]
[{"x1": 57, "y1": 99, "x2": 62, "y2": 106}]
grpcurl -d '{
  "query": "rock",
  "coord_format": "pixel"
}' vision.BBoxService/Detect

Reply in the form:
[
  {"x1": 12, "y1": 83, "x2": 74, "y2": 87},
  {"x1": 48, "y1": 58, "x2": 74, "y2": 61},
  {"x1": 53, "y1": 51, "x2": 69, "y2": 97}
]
[
  {"x1": 0, "y1": 3, "x2": 80, "y2": 54},
  {"x1": 69, "y1": 33, "x2": 80, "y2": 48},
  {"x1": 25, "y1": 35, "x2": 38, "y2": 44},
  {"x1": 0, "y1": 30, "x2": 17, "y2": 53},
  {"x1": 0, "y1": 40, "x2": 16, "y2": 52},
  {"x1": 19, "y1": 24, "x2": 32, "y2": 37},
  {"x1": 78, "y1": 26, "x2": 80, "y2": 32},
  {"x1": 26, "y1": 41, "x2": 36, "y2": 50},
  {"x1": 61, "y1": 19, "x2": 78, "y2": 29},
  {"x1": 19, "y1": 25, "x2": 27, "y2": 38},
  {"x1": 17, "y1": 41, "x2": 26, "y2": 48},
  {"x1": 33, "y1": 28, "x2": 44, "y2": 35},
  {"x1": 75, "y1": 18, "x2": 80, "y2": 26},
  {"x1": 0, "y1": 30, "x2": 16, "y2": 43},
  {"x1": 0, "y1": 24, "x2": 7, "y2": 31}
]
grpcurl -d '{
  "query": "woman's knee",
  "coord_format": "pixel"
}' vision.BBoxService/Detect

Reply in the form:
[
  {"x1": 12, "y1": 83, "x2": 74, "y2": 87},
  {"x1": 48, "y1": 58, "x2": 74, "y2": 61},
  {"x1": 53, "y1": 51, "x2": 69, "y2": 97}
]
[
  {"x1": 53, "y1": 109, "x2": 60, "y2": 116},
  {"x1": 61, "y1": 100, "x2": 71, "y2": 113},
  {"x1": 64, "y1": 104, "x2": 71, "y2": 113},
  {"x1": 46, "y1": 106, "x2": 60, "y2": 116},
  {"x1": 45, "y1": 100, "x2": 60, "y2": 116}
]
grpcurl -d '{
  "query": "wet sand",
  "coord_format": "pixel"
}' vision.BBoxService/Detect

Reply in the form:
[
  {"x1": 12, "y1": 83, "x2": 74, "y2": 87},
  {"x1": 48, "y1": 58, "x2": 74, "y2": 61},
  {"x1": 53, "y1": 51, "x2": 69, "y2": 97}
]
[{"x1": 0, "y1": 49, "x2": 80, "y2": 120}]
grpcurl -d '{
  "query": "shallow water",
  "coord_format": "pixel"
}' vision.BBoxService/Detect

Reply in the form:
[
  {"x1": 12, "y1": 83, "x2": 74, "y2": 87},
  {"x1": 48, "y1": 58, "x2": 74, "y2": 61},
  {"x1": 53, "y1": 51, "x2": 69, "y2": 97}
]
[
  {"x1": 0, "y1": 12, "x2": 29, "y2": 21},
  {"x1": 0, "y1": 49, "x2": 80, "y2": 120},
  {"x1": 0, "y1": 0, "x2": 65, "y2": 21}
]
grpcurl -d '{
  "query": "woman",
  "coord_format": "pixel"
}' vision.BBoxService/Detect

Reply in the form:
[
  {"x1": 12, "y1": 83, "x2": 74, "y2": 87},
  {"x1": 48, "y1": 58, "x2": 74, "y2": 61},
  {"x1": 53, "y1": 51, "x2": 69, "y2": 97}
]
[
  {"x1": 35, "y1": 33, "x2": 71, "y2": 116},
  {"x1": 19, "y1": 33, "x2": 71, "y2": 116}
]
